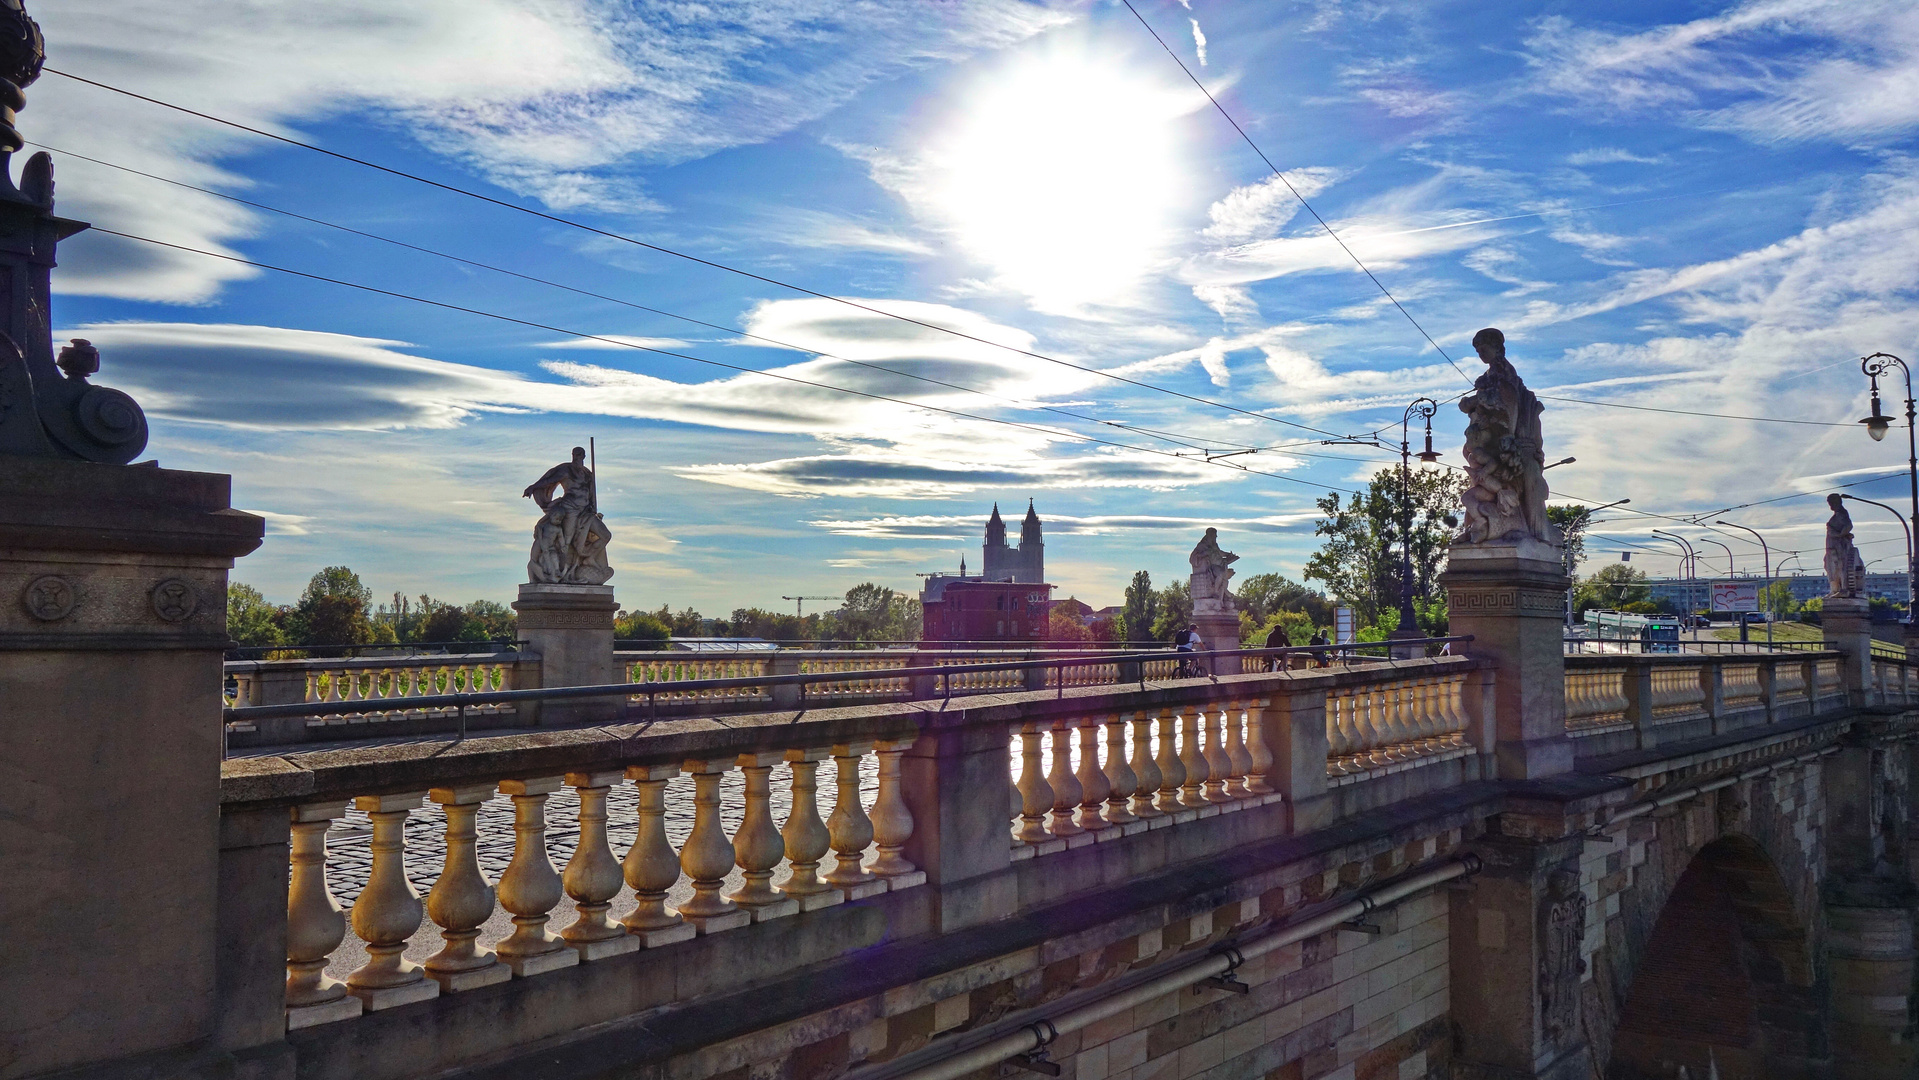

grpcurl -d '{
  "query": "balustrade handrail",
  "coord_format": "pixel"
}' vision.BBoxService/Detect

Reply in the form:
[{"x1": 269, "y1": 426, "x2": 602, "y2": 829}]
[
  {"x1": 1563, "y1": 648, "x2": 1844, "y2": 666},
  {"x1": 226, "y1": 639, "x2": 527, "y2": 660},
  {"x1": 226, "y1": 650, "x2": 528, "y2": 673},
  {"x1": 222, "y1": 636, "x2": 1474, "y2": 725}
]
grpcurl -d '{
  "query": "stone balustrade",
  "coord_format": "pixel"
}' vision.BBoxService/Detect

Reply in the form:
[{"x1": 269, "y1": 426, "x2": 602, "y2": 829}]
[
  {"x1": 265, "y1": 732, "x2": 925, "y2": 1031},
  {"x1": 224, "y1": 653, "x2": 527, "y2": 739}
]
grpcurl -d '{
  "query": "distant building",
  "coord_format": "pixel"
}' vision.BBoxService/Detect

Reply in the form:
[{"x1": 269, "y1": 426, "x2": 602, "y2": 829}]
[
  {"x1": 1053, "y1": 597, "x2": 1092, "y2": 622},
  {"x1": 921, "y1": 502, "x2": 1054, "y2": 644},
  {"x1": 1645, "y1": 572, "x2": 1911, "y2": 612}
]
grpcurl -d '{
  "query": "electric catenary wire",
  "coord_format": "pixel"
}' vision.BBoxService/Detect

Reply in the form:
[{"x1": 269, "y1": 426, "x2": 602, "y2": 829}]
[
  {"x1": 37, "y1": 141, "x2": 1235, "y2": 458},
  {"x1": 43, "y1": 67, "x2": 1355, "y2": 442},
  {"x1": 92, "y1": 225, "x2": 1357, "y2": 496},
  {"x1": 1118, "y1": 0, "x2": 1471, "y2": 384}
]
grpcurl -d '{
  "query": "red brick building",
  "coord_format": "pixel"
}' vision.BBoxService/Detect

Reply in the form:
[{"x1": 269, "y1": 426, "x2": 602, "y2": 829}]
[{"x1": 920, "y1": 578, "x2": 1052, "y2": 645}]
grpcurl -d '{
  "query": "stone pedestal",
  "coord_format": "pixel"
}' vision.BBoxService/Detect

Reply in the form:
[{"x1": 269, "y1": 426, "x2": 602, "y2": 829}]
[
  {"x1": 512, "y1": 583, "x2": 619, "y2": 725},
  {"x1": 1822, "y1": 595, "x2": 1875, "y2": 701},
  {"x1": 1192, "y1": 603, "x2": 1241, "y2": 676},
  {"x1": 0, "y1": 457, "x2": 264, "y2": 1078},
  {"x1": 1440, "y1": 538, "x2": 1572, "y2": 780}
]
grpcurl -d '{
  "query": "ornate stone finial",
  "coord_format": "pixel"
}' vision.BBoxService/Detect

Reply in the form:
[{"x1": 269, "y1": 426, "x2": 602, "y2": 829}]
[
  {"x1": 1188, "y1": 527, "x2": 1238, "y2": 615},
  {"x1": 0, "y1": 0, "x2": 41, "y2": 154},
  {"x1": 56, "y1": 338, "x2": 97, "y2": 380},
  {"x1": 1825, "y1": 493, "x2": 1867, "y2": 598},
  {"x1": 522, "y1": 446, "x2": 613, "y2": 585},
  {"x1": 1455, "y1": 328, "x2": 1558, "y2": 548}
]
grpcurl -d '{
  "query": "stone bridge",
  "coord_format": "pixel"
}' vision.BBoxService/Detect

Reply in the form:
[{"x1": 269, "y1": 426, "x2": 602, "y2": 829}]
[{"x1": 4, "y1": 461, "x2": 1918, "y2": 1080}]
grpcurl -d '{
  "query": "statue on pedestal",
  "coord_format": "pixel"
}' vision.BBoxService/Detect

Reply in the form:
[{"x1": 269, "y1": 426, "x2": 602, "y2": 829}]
[
  {"x1": 1455, "y1": 328, "x2": 1557, "y2": 547},
  {"x1": 1824, "y1": 493, "x2": 1866, "y2": 599},
  {"x1": 522, "y1": 446, "x2": 613, "y2": 585},
  {"x1": 1189, "y1": 527, "x2": 1238, "y2": 614}
]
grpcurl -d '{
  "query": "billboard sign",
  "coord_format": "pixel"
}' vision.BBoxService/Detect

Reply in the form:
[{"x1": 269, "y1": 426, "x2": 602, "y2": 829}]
[
  {"x1": 1334, "y1": 606, "x2": 1356, "y2": 644},
  {"x1": 1710, "y1": 580, "x2": 1760, "y2": 611}
]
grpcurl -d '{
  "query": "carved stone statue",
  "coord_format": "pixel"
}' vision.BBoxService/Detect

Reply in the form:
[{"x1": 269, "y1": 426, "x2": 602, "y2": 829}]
[
  {"x1": 1455, "y1": 328, "x2": 1557, "y2": 547},
  {"x1": 522, "y1": 446, "x2": 613, "y2": 585},
  {"x1": 1537, "y1": 868, "x2": 1588, "y2": 1047},
  {"x1": 1824, "y1": 493, "x2": 1866, "y2": 599},
  {"x1": 1189, "y1": 527, "x2": 1238, "y2": 613}
]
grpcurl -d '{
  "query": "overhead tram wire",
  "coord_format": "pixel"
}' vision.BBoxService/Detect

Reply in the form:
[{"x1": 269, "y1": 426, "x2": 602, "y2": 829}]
[
  {"x1": 1118, "y1": 0, "x2": 1471, "y2": 386},
  {"x1": 42, "y1": 67, "x2": 1355, "y2": 444},
  {"x1": 1539, "y1": 395, "x2": 1855, "y2": 428},
  {"x1": 36, "y1": 142, "x2": 1233, "y2": 459},
  {"x1": 92, "y1": 225, "x2": 1358, "y2": 495}
]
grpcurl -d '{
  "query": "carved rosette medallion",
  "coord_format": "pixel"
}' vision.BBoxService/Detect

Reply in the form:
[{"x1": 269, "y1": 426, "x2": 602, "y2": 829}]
[
  {"x1": 150, "y1": 578, "x2": 199, "y2": 622},
  {"x1": 22, "y1": 573, "x2": 74, "y2": 620}
]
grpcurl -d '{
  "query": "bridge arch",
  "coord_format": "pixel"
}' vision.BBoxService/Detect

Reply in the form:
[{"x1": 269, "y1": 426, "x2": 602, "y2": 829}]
[{"x1": 1605, "y1": 833, "x2": 1825, "y2": 1079}]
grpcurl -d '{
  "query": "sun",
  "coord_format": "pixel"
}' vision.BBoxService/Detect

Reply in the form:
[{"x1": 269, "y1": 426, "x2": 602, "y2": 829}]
[{"x1": 917, "y1": 45, "x2": 1199, "y2": 315}]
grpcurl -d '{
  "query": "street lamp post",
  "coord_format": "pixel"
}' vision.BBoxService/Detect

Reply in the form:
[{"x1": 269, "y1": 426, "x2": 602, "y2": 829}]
[
  {"x1": 1696, "y1": 536, "x2": 1735, "y2": 578},
  {"x1": 1857, "y1": 353, "x2": 1919, "y2": 628},
  {"x1": 1650, "y1": 530, "x2": 1698, "y2": 612},
  {"x1": 1563, "y1": 497, "x2": 1630, "y2": 629},
  {"x1": 1716, "y1": 520, "x2": 1772, "y2": 647},
  {"x1": 1324, "y1": 398, "x2": 1439, "y2": 655},
  {"x1": 1840, "y1": 493, "x2": 1914, "y2": 617}
]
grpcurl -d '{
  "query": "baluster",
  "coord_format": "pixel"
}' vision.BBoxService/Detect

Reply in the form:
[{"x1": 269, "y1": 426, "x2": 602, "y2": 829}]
[
  {"x1": 825, "y1": 742, "x2": 888, "y2": 899},
  {"x1": 1129, "y1": 711, "x2": 1163, "y2": 821},
  {"x1": 1074, "y1": 717, "x2": 1111, "y2": 831},
  {"x1": 345, "y1": 793, "x2": 439, "y2": 1009},
  {"x1": 870, "y1": 738, "x2": 923, "y2": 885},
  {"x1": 1360, "y1": 683, "x2": 1393, "y2": 767},
  {"x1": 1377, "y1": 680, "x2": 1411, "y2": 761},
  {"x1": 1178, "y1": 704, "x2": 1209, "y2": 810},
  {"x1": 1047, "y1": 718, "x2": 1086, "y2": 838},
  {"x1": 1014, "y1": 723, "x2": 1054, "y2": 842},
  {"x1": 1395, "y1": 677, "x2": 1427, "y2": 755},
  {"x1": 620, "y1": 764, "x2": 696, "y2": 946},
  {"x1": 286, "y1": 802, "x2": 362, "y2": 1027},
  {"x1": 494, "y1": 777, "x2": 578, "y2": 975},
  {"x1": 1009, "y1": 744, "x2": 1024, "y2": 847},
  {"x1": 1222, "y1": 700, "x2": 1252, "y2": 798},
  {"x1": 1417, "y1": 676, "x2": 1447, "y2": 750},
  {"x1": 1243, "y1": 698, "x2": 1275, "y2": 795},
  {"x1": 779, "y1": 748, "x2": 843, "y2": 910},
  {"x1": 424, "y1": 784, "x2": 509, "y2": 990},
  {"x1": 562, "y1": 771, "x2": 638, "y2": 958},
  {"x1": 729, "y1": 753, "x2": 802, "y2": 921},
  {"x1": 1155, "y1": 707, "x2": 1186, "y2": 815},
  {"x1": 1325, "y1": 690, "x2": 1355, "y2": 777},
  {"x1": 676, "y1": 758, "x2": 754, "y2": 930},
  {"x1": 1102, "y1": 714, "x2": 1138, "y2": 825},
  {"x1": 1202, "y1": 703, "x2": 1234, "y2": 804},
  {"x1": 1447, "y1": 673, "x2": 1473, "y2": 748}
]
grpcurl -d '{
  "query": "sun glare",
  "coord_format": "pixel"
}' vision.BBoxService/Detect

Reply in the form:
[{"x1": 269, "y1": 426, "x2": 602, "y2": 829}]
[{"x1": 921, "y1": 48, "x2": 1197, "y2": 314}]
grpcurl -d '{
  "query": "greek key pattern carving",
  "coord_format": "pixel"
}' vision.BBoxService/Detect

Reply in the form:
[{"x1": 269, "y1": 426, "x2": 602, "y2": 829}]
[
  {"x1": 517, "y1": 611, "x2": 613, "y2": 630},
  {"x1": 1448, "y1": 587, "x2": 1564, "y2": 615}
]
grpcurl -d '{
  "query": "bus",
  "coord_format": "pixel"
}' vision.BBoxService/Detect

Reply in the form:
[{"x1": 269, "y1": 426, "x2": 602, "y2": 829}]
[{"x1": 1582, "y1": 609, "x2": 1683, "y2": 653}]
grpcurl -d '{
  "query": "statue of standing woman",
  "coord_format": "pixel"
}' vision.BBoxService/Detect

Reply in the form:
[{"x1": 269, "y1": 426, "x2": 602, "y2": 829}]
[
  {"x1": 1824, "y1": 493, "x2": 1867, "y2": 598},
  {"x1": 1456, "y1": 328, "x2": 1558, "y2": 547}
]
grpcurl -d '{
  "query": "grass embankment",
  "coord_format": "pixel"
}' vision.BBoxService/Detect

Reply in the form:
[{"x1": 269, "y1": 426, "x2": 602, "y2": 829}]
[{"x1": 1711, "y1": 620, "x2": 1907, "y2": 658}]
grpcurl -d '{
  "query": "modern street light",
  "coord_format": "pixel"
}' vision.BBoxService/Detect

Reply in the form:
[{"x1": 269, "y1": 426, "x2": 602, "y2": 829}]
[
  {"x1": 1543, "y1": 456, "x2": 1576, "y2": 470},
  {"x1": 1716, "y1": 520, "x2": 1772, "y2": 647},
  {"x1": 1563, "y1": 497, "x2": 1630, "y2": 629},
  {"x1": 1857, "y1": 353, "x2": 1919, "y2": 626},
  {"x1": 1840, "y1": 493, "x2": 1915, "y2": 617},
  {"x1": 1696, "y1": 536, "x2": 1735, "y2": 578}
]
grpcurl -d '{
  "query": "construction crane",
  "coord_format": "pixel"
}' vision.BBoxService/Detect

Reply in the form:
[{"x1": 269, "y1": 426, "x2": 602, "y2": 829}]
[{"x1": 782, "y1": 595, "x2": 839, "y2": 617}]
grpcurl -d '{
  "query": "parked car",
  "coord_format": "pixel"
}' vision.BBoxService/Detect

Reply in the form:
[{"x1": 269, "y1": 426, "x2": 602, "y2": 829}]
[{"x1": 1743, "y1": 611, "x2": 1770, "y2": 624}]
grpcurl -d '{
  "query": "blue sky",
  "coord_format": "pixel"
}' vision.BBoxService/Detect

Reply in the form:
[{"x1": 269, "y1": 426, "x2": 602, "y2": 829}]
[{"x1": 33, "y1": 0, "x2": 1919, "y2": 609}]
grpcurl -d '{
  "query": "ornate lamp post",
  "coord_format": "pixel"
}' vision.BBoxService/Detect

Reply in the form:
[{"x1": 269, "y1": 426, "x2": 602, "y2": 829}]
[
  {"x1": 1857, "y1": 353, "x2": 1919, "y2": 626},
  {"x1": 1322, "y1": 398, "x2": 1439, "y2": 653}
]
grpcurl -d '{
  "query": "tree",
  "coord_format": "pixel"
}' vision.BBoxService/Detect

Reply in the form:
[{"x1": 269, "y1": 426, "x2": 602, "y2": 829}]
[
  {"x1": 615, "y1": 610, "x2": 671, "y2": 648},
  {"x1": 834, "y1": 583, "x2": 901, "y2": 642},
  {"x1": 1303, "y1": 469, "x2": 1461, "y2": 626},
  {"x1": 1120, "y1": 571, "x2": 1158, "y2": 643},
  {"x1": 1761, "y1": 581, "x2": 1795, "y2": 620},
  {"x1": 226, "y1": 583, "x2": 284, "y2": 647},
  {"x1": 1150, "y1": 579, "x2": 1192, "y2": 642},
  {"x1": 1574, "y1": 563, "x2": 1649, "y2": 614},
  {"x1": 1546, "y1": 505, "x2": 1597, "y2": 573},
  {"x1": 1048, "y1": 607, "x2": 1092, "y2": 642},
  {"x1": 289, "y1": 566, "x2": 374, "y2": 647},
  {"x1": 1234, "y1": 572, "x2": 1333, "y2": 627}
]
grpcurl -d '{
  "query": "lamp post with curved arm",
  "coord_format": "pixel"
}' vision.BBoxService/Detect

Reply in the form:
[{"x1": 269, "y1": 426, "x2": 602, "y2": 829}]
[
  {"x1": 1840, "y1": 493, "x2": 1914, "y2": 617},
  {"x1": 1324, "y1": 398, "x2": 1439, "y2": 655},
  {"x1": 1696, "y1": 536, "x2": 1735, "y2": 578},
  {"x1": 1857, "y1": 353, "x2": 1918, "y2": 626},
  {"x1": 1716, "y1": 521, "x2": 1772, "y2": 647}
]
